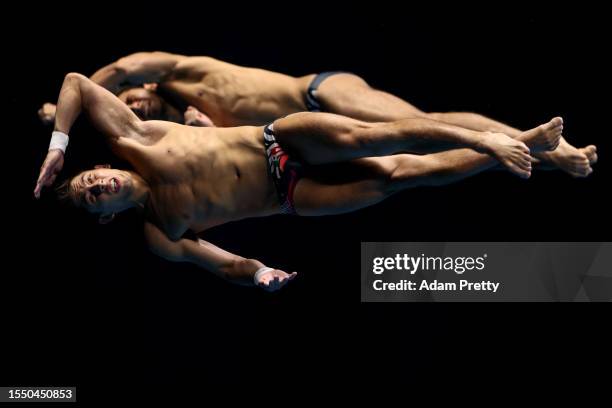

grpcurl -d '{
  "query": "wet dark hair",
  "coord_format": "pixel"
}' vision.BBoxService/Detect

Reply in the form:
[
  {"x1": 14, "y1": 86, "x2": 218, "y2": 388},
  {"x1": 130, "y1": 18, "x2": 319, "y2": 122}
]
[
  {"x1": 55, "y1": 177, "x2": 79, "y2": 208},
  {"x1": 116, "y1": 85, "x2": 172, "y2": 121},
  {"x1": 116, "y1": 84, "x2": 146, "y2": 97}
]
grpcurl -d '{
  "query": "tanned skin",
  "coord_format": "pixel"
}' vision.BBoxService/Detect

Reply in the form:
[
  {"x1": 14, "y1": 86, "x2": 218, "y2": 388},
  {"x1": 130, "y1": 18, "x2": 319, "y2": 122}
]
[
  {"x1": 35, "y1": 74, "x2": 563, "y2": 291},
  {"x1": 38, "y1": 52, "x2": 596, "y2": 177}
]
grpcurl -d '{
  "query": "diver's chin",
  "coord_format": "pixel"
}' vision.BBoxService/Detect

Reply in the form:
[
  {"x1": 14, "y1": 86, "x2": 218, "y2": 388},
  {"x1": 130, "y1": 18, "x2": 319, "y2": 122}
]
[{"x1": 118, "y1": 173, "x2": 132, "y2": 190}]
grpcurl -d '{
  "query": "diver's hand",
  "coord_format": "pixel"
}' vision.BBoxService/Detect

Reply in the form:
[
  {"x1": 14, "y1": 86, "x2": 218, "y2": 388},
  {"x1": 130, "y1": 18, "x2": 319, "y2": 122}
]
[
  {"x1": 184, "y1": 106, "x2": 215, "y2": 127},
  {"x1": 34, "y1": 149, "x2": 64, "y2": 198},
  {"x1": 256, "y1": 268, "x2": 298, "y2": 292},
  {"x1": 38, "y1": 103, "x2": 57, "y2": 125}
]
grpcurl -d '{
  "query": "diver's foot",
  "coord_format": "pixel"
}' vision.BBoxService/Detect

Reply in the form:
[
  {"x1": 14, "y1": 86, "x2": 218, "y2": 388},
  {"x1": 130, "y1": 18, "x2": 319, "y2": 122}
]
[
  {"x1": 481, "y1": 132, "x2": 532, "y2": 178},
  {"x1": 518, "y1": 117, "x2": 564, "y2": 153},
  {"x1": 539, "y1": 139, "x2": 596, "y2": 177}
]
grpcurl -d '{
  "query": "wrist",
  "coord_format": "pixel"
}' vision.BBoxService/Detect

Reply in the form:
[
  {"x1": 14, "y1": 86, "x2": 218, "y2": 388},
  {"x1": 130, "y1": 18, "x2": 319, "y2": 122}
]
[
  {"x1": 474, "y1": 132, "x2": 492, "y2": 154},
  {"x1": 253, "y1": 266, "x2": 273, "y2": 285},
  {"x1": 49, "y1": 131, "x2": 69, "y2": 153}
]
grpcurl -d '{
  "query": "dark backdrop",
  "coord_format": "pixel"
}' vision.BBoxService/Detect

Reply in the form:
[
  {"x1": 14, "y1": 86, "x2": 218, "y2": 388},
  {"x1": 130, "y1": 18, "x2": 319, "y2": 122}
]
[{"x1": 4, "y1": 3, "x2": 610, "y2": 402}]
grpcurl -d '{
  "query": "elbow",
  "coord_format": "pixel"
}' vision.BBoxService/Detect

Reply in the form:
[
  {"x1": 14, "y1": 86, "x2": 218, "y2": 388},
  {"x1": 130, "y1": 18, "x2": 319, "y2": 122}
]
[
  {"x1": 62, "y1": 73, "x2": 88, "y2": 95},
  {"x1": 220, "y1": 256, "x2": 256, "y2": 285},
  {"x1": 64, "y1": 72, "x2": 87, "y2": 83},
  {"x1": 219, "y1": 256, "x2": 246, "y2": 280}
]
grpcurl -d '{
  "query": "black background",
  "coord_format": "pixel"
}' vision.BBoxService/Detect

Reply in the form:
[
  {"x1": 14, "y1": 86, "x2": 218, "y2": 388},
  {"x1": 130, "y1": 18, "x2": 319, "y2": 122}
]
[{"x1": 4, "y1": 3, "x2": 610, "y2": 403}]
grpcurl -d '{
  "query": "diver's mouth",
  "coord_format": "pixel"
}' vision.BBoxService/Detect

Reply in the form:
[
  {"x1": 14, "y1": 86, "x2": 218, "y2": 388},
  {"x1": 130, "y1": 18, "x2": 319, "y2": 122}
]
[{"x1": 110, "y1": 178, "x2": 121, "y2": 194}]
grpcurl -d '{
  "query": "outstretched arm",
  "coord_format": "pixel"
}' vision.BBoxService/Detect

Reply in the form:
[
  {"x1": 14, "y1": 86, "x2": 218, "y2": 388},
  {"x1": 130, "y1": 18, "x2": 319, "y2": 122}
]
[
  {"x1": 90, "y1": 51, "x2": 186, "y2": 94},
  {"x1": 54, "y1": 73, "x2": 143, "y2": 140},
  {"x1": 144, "y1": 222, "x2": 297, "y2": 291},
  {"x1": 35, "y1": 72, "x2": 145, "y2": 198},
  {"x1": 38, "y1": 52, "x2": 187, "y2": 124}
]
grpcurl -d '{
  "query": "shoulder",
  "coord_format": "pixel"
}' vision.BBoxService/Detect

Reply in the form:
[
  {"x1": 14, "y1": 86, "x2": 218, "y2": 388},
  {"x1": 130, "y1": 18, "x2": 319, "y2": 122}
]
[
  {"x1": 144, "y1": 202, "x2": 189, "y2": 242},
  {"x1": 143, "y1": 220, "x2": 187, "y2": 260},
  {"x1": 118, "y1": 120, "x2": 177, "y2": 147},
  {"x1": 139, "y1": 120, "x2": 176, "y2": 138}
]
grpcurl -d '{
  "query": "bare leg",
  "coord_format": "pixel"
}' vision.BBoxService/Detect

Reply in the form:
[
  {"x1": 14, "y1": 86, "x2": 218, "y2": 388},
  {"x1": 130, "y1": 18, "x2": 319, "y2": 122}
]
[
  {"x1": 315, "y1": 73, "x2": 597, "y2": 177},
  {"x1": 429, "y1": 112, "x2": 523, "y2": 137},
  {"x1": 429, "y1": 112, "x2": 597, "y2": 177},
  {"x1": 273, "y1": 112, "x2": 533, "y2": 177},
  {"x1": 314, "y1": 73, "x2": 426, "y2": 121},
  {"x1": 294, "y1": 148, "x2": 499, "y2": 216},
  {"x1": 293, "y1": 117, "x2": 565, "y2": 215}
]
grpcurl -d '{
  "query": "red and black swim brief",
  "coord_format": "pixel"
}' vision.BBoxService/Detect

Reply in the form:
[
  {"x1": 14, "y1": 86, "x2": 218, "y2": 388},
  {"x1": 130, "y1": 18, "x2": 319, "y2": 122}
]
[{"x1": 263, "y1": 124, "x2": 302, "y2": 215}]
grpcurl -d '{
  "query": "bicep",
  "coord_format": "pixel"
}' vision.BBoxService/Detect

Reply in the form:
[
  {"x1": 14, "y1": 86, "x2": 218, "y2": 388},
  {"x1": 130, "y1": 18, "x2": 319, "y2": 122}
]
[
  {"x1": 143, "y1": 223, "x2": 240, "y2": 278},
  {"x1": 116, "y1": 52, "x2": 186, "y2": 83},
  {"x1": 77, "y1": 74, "x2": 143, "y2": 141},
  {"x1": 143, "y1": 222, "x2": 186, "y2": 261}
]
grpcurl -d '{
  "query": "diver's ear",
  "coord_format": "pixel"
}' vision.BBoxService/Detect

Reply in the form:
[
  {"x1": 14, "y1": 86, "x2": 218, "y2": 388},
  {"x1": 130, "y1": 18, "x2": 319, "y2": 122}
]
[
  {"x1": 94, "y1": 164, "x2": 111, "y2": 169},
  {"x1": 143, "y1": 83, "x2": 158, "y2": 91},
  {"x1": 98, "y1": 213, "x2": 116, "y2": 225}
]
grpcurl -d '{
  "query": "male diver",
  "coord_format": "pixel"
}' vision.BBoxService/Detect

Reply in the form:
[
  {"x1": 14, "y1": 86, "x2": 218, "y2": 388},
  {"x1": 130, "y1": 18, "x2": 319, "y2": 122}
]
[
  {"x1": 37, "y1": 52, "x2": 596, "y2": 178},
  {"x1": 35, "y1": 73, "x2": 563, "y2": 291}
]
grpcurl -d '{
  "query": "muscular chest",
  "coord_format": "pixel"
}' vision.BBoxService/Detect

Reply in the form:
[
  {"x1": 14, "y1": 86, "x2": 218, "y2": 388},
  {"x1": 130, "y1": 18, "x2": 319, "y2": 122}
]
[
  {"x1": 149, "y1": 176, "x2": 251, "y2": 236},
  {"x1": 144, "y1": 146, "x2": 251, "y2": 229},
  {"x1": 162, "y1": 72, "x2": 293, "y2": 126},
  {"x1": 148, "y1": 182, "x2": 196, "y2": 234}
]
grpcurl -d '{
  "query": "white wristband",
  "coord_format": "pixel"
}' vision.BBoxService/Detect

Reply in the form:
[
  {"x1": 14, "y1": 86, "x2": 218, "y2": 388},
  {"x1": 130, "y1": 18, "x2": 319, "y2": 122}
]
[
  {"x1": 254, "y1": 266, "x2": 273, "y2": 285},
  {"x1": 49, "y1": 131, "x2": 69, "y2": 153}
]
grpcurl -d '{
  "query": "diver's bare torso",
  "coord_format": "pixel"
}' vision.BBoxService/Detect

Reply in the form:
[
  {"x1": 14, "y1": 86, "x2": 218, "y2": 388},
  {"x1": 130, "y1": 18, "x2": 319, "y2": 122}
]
[
  {"x1": 159, "y1": 57, "x2": 315, "y2": 126},
  {"x1": 124, "y1": 121, "x2": 280, "y2": 238}
]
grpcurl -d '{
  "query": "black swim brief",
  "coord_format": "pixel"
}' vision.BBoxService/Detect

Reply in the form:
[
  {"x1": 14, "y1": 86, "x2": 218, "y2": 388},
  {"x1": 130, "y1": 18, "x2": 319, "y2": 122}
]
[{"x1": 304, "y1": 71, "x2": 348, "y2": 112}]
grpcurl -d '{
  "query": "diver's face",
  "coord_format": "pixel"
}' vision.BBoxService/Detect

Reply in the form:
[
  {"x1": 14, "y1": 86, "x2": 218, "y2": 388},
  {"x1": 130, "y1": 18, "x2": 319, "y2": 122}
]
[
  {"x1": 118, "y1": 87, "x2": 163, "y2": 120},
  {"x1": 69, "y1": 169, "x2": 134, "y2": 214}
]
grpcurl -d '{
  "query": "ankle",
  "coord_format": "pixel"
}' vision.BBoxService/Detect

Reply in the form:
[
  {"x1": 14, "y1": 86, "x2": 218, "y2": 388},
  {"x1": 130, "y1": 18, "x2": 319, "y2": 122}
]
[{"x1": 474, "y1": 131, "x2": 492, "y2": 153}]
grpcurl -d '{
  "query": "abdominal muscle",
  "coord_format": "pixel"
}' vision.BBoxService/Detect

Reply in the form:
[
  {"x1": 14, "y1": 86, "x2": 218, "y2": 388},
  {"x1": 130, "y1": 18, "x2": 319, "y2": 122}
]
[
  {"x1": 142, "y1": 125, "x2": 281, "y2": 234},
  {"x1": 161, "y1": 69, "x2": 315, "y2": 126}
]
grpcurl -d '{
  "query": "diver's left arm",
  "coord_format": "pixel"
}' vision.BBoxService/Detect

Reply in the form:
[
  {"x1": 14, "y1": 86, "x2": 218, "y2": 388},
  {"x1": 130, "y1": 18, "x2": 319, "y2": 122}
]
[
  {"x1": 35, "y1": 73, "x2": 144, "y2": 198},
  {"x1": 37, "y1": 52, "x2": 186, "y2": 125},
  {"x1": 144, "y1": 222, "x2": 297, "y2": 291},
  {"x1": 90, "y1": 51, "x2": 187, "y2": 93}
]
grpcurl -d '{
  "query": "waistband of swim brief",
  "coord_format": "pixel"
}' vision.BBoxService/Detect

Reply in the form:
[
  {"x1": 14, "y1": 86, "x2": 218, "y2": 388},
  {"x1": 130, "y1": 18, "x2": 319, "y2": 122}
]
[{"x1": 306, "y1": 71, "x2": 348, "y2": 111}]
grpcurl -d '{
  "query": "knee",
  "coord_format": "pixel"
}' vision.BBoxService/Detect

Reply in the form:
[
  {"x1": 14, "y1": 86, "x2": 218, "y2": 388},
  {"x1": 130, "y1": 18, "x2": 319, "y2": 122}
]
[
  {"x1": 425, "y1": 112, "x2": 448, "y2": 121},
  {"x1": 327, "y1": 118, "x2": 379, "y2": 151},
  {"x1": 368, "y1": 157, "x2": 412, "y2": 196},
  {"x1": 337, "y1": 123, "x2": 368, "y2": 149},
  {"x1": 343, "y1": 121, "x2": 389, "y2": 150},
  {"x1": 273, "y1": 111, "x2": 316, "y2": 129},
  {"x1": 384, "y1": 155, "x2": 443, "y2": 193}
]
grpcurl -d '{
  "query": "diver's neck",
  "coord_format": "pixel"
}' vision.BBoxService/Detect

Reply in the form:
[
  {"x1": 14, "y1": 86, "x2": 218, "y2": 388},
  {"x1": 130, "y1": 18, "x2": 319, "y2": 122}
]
[{"x1": 127, "y1": 172, "x2": 151, "y2": 210}]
